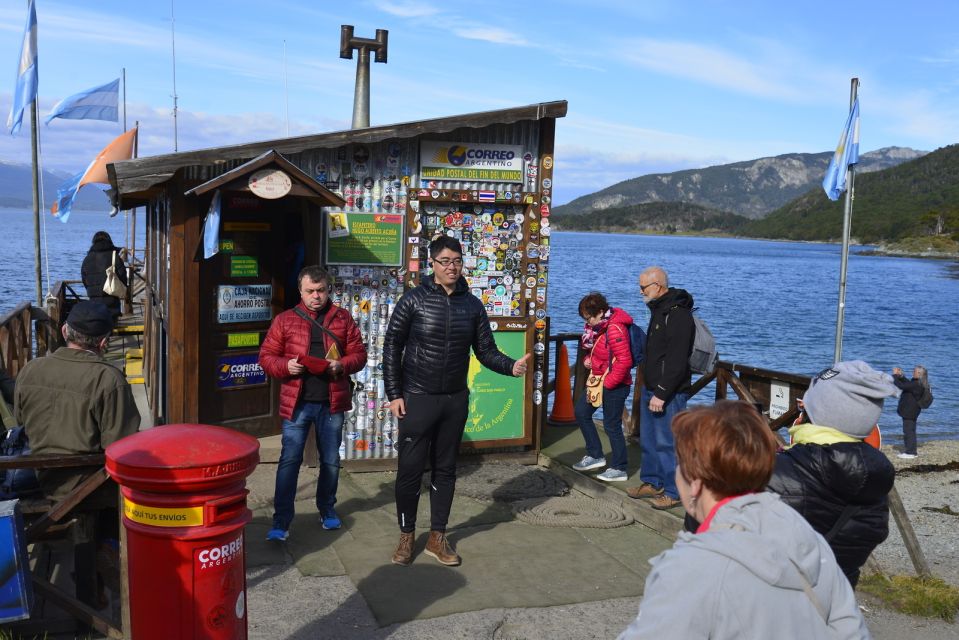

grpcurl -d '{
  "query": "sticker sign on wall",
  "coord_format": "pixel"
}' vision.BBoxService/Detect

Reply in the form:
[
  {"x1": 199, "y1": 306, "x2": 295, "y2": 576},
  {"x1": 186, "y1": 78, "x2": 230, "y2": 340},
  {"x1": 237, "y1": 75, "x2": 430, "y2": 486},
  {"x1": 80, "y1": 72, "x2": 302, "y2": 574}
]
[
  {"x1": 217, "y1": 285, "x2": 272, "y2": 324},
  {"x1": 216, "y1": 354, "x2": 267, "y2": 388},
  {"x1": 420, "y1": 141, "x2": 524, "y2": 183},
  {"x1": 230, "y1": 256, "x2": 259, "y2": 277}
]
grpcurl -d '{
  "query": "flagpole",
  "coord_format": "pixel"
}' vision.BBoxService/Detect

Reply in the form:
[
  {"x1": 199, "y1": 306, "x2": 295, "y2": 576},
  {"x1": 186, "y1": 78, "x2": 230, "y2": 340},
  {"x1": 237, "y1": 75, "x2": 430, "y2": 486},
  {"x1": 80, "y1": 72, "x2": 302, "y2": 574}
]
[
  {"x1": 30, "y1": 98, "x2": 42, "y2": 307},
  {"x1": 833, "y1": 77, "x2": 859, "y2": 364}
]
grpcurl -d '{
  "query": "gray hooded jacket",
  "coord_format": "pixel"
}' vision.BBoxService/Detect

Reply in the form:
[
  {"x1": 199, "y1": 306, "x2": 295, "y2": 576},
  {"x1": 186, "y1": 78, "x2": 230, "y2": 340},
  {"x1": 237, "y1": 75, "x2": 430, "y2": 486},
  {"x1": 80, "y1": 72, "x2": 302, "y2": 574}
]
[{"x1": 619, "y1": 492, "x2": 869, "y2": 639}]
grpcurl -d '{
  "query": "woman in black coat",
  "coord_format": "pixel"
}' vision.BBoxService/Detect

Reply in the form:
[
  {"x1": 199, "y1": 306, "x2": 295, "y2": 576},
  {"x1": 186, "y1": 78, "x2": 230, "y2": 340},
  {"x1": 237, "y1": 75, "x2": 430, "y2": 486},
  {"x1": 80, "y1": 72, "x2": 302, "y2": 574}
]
[
  {"x1": 80, "y1": 231, "x2": 127, "y2": 318},
  {"x1": 892, "y1": 365, "x2": 928, "y2": 459}
]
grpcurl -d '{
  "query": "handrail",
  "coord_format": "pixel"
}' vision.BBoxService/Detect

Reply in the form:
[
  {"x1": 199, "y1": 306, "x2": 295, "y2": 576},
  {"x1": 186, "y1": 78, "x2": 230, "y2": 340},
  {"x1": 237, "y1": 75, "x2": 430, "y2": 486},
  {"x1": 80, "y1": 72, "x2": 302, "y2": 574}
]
[{"x1": 0, "y1": 302, "x2": 60, "y2": 376}]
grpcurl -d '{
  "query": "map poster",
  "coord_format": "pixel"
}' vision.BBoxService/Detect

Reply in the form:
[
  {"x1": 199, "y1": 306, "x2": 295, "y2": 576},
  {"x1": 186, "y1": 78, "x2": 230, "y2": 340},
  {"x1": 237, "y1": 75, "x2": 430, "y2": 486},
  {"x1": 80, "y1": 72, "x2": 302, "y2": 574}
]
[
  {"x1": 462, "y1": 330, "x2": 528, "y2": 443},
  {"x1": 326, "y1": 212, "x2": 404, "y2": 266}
]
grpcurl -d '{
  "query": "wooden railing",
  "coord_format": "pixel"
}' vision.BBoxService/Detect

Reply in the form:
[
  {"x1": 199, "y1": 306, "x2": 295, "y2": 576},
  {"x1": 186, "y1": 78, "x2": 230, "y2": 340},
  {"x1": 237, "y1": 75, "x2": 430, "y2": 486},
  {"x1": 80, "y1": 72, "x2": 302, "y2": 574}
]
[
  {"x1": 0, "y1": 302, "x2": 61, "y2": 377},
  {"x1": 545, "y1": 331, "x2": 811, "y2": 432}
]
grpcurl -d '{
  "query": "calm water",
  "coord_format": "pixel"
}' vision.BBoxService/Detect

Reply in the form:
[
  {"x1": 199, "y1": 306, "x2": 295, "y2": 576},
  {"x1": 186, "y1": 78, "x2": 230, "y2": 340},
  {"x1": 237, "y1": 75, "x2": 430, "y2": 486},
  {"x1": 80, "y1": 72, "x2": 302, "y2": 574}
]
[{"x1": 1, "y1": 208, "x2": 956, "y2": 442}]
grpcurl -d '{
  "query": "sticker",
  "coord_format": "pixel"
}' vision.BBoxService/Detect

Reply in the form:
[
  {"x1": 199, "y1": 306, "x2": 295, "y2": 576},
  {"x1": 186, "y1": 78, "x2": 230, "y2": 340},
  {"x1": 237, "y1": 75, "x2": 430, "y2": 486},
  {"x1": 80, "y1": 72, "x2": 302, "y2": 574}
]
[
  {"x1": 124, "y1": 497, "x2": 204, "y2": 527},
  {"x1": 533, "y1": 390, "x2": 543, "y2": 405},
  {"x1": 534, "y1": 319, "x2": 546, "y2": 331},
  {"x1": 525, "y1": 276, "x2": 536, "y2": 288},
  {"x1": 533, "y1": 342, "x2": 545, "y2": 354},
  {"x1": 217, "y1": 354, "x2": 267, "y2": 388},
  {"x1": 542, "y1": 178, "x2": 552, "y2": 189},
  {"x1": 229, "y1": 256, "x2": 258, "y2": 278},
  {"x1": 542, "y1": 156, "x2": 553, "y2": 170},
  {"x1": 489, "y1": 321, "x2": 499, "y2": 331},
  {"x1": 535, "y1": 309, "x2": 546, "y2": 320}
]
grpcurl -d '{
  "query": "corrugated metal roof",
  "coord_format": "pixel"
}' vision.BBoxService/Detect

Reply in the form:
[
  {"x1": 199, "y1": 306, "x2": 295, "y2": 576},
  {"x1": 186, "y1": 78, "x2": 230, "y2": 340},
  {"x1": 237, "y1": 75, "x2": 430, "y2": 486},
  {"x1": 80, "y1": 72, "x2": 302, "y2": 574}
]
[{"x1": 108, "y1": 101, "x2": 567, "y2": 205}]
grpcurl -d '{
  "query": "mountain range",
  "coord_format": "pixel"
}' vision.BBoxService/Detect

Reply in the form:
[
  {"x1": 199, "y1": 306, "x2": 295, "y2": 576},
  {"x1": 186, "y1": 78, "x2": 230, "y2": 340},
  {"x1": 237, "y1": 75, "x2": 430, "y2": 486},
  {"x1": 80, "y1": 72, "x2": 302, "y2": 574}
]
[
  {"x1": 554, "y1": 147, "x2": 925, "y2": 220},
  {"x1": 0, "y1": 161, "x2": 113, "y2": 212}
]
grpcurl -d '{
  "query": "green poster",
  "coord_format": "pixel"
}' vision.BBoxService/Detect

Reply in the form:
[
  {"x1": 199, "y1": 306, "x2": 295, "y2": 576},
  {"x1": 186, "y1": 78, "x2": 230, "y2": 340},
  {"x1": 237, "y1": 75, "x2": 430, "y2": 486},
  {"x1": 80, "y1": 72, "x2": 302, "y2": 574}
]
[
  {"x1": 230, "y1": 255, "x2": 258, "y2": 277},
  {"x1": 326, "y1": 212, "x2": 404, "y2": 265},
  {"x1": 463, "y1": 331, "x2": 527, "y2": 442}
]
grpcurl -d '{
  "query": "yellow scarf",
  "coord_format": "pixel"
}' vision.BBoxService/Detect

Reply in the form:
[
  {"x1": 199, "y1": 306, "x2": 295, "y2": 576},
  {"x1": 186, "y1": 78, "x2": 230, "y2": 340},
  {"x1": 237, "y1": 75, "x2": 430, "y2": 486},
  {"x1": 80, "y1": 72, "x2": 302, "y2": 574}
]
[{"x1": 786, "y1": 423, "x2": 859, "y2": 448}]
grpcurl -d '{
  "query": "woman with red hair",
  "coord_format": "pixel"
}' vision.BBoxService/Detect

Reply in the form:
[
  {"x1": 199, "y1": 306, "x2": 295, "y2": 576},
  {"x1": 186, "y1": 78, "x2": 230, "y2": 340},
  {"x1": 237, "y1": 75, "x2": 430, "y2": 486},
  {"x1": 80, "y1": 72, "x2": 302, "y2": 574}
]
[{"x1": 619, "y1": 401, "x2": 867, "y2": 639}]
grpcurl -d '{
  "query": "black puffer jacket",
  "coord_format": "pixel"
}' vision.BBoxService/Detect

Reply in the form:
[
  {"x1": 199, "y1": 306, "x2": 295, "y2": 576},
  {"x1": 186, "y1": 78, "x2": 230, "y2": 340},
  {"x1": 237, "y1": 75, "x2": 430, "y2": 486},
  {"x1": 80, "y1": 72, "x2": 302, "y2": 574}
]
[
  {"x1": 643, "y1": 287, "x2": 695, "y2": 400},
  {"x1": 766, "y1": 441, "x2": 894, "y2": 587},
  {"x1": 383, "y1": 274, "x2": 515, "y2": 398},
  {"x1": 81, "y1": 238, "x2": 127, "y2": 316},
  {"x1": 894, "y1": 375, "x2": 923, "y2": 420}
]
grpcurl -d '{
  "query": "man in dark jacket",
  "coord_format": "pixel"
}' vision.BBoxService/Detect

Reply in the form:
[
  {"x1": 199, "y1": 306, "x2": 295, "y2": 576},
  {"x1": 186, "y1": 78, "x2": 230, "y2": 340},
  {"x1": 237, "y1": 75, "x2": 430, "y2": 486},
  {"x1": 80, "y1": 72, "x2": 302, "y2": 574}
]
[
  {"x1": 766, "y1": 360, "x2": 898, "y2": 587},
  {"x1": 627, "y1": 266, "x2": 694, "y2": 510},
  {"x1": 15, "y1": 301, "x2": 140, "y2": 505},
  {"x1": 384, "y1": 235, "x2": 530, "y2": 567},
  {"x1": 259, "y1": 266, "x2": 367, "y2": 541},
  {"x1": 81, "y1": 231, "x2": 127, "y2": 318},
  {"x1": 892, "y1": 365, "x2": 925, "y2": 458}
]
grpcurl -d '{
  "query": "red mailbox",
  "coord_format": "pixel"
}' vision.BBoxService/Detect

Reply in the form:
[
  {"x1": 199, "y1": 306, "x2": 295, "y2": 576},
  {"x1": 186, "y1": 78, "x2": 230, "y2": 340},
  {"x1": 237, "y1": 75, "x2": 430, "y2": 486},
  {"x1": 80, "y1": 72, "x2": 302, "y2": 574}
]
[{"x1": 105, "y1": 424, "x2": 259, "y2": 639}]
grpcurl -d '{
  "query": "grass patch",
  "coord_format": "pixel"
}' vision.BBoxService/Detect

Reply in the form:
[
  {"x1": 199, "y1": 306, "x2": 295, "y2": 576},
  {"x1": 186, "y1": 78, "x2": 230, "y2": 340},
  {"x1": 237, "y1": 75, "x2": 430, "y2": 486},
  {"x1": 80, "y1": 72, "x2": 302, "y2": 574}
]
[{"x1": 859, "y1": 573, "x2": 959, "y2": 622}]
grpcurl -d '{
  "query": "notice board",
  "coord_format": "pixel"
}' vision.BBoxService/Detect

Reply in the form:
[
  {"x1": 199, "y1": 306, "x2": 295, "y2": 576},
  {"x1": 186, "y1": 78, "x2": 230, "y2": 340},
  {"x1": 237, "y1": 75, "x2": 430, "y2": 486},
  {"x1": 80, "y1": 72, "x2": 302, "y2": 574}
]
[
  {"x1": 326, "y1": 212, "x2": 404, "y2": 266},
  {"x1": 462, "y1": 330, "x2": 528, "y2": 445}
]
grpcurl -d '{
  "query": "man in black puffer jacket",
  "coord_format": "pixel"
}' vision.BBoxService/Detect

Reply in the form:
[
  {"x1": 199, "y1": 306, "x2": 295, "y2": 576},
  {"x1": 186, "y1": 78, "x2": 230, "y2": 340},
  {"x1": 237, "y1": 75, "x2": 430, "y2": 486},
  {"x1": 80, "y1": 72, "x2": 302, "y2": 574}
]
[
  {"x1": 384, "y1": 235, "x2": 530, "y2": 567},
  {"x1": 766, "y1": 360, "x2": 898, "y2": 587}
]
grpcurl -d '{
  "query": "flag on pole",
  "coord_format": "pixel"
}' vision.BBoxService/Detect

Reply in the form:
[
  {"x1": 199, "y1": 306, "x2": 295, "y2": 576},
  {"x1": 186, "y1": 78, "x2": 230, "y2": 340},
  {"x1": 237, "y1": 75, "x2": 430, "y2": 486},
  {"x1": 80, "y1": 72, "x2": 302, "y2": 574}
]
[
  {"x1": 822, "y1": 98, "x2": 860, "y2": 201},
  {"x1": 45, "y1": 78, "x2": 119, "y2": 124},
  {"x1": 51, "y1": 127, "x2": 138, "y2": 222},
  {"x1": 7, "y1": 0, "x2": 38, "y2": 135},
  {"x1": 203, "y1": 190, "x2": 222, "y2": 259}
]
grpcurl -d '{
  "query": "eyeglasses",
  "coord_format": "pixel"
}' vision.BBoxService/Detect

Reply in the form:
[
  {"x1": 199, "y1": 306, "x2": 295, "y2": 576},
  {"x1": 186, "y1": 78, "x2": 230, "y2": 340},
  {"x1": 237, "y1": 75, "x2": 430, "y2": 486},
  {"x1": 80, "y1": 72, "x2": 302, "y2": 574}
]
[
  {"x1": 433, "y1": 258, "x2": 464, "y2": 267},
  {"x1": 639, "y1": 281, "x2": 661, "y2": 293}
]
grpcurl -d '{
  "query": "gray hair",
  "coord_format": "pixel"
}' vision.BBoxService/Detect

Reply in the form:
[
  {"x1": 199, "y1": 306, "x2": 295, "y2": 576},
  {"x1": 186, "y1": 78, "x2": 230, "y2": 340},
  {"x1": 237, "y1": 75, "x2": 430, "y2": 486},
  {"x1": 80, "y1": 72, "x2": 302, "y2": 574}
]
[
  {"x1": 914, "y1": 365, "x2": 929, "y2": 390},
  {"x1": 640, "y1": 266, "x2": 669, "y2": 288},
  {"x1": 63, "y1": 323, "x2": 110, "y2": 351}
]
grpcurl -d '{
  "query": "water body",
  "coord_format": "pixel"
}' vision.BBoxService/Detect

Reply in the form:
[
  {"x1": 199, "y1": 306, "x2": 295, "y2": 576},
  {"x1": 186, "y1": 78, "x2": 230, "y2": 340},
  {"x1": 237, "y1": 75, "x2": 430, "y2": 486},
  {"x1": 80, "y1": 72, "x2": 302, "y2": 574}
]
[
  {"x1": 547, "y1": 231, "x2": 959, "y2": 443},
  {"x1": 1, "y1": 208, "x2": 955, "y2": 442}
]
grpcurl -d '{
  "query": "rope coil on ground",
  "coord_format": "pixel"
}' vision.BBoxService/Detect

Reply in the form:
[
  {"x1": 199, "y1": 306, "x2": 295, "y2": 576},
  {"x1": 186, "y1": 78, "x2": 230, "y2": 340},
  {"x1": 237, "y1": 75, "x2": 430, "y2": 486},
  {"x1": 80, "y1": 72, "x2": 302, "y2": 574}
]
[
  {"x1": 451, "y1": 463, "x2": 570, "y2": 502},
  {"x1": 512, "y1": 496, "x2": 634, "y2": 528}
]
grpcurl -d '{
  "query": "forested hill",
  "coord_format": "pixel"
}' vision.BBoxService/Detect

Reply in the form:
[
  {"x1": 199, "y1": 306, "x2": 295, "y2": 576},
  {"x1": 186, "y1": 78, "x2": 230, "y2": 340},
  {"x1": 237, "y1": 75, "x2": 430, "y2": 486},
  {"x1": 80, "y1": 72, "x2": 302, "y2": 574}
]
[
  {"x1": 555, "y1": 147, "x2": 923, "y2": 220},
  {"x1": 742, "y1": 144, "x2": 959, "y2": 243},
  {"x1": 550, "y1": 201, "x2": 749, "y2": 235}
]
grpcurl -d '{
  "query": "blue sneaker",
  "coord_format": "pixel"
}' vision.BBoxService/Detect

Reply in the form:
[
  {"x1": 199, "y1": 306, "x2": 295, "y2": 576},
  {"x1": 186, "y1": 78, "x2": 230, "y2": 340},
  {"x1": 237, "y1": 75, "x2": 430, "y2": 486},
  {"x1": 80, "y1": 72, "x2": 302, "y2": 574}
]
[
  {"x1": 266, "y1": 528, "x2": 289, "y2": 542},
  {"x1": 321, "y1": 510, "x2": 341, "y2": 530},
  {"x1": 572, "y1": 455, "x2": 606, "y2": 472}
]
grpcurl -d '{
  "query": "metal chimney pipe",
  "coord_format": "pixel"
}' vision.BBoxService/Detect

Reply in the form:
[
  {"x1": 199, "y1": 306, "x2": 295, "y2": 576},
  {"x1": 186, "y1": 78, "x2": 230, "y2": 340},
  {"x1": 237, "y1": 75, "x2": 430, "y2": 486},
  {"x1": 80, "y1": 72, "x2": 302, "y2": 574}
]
[{"x1": 340, "y1": 26, "x2": 389, "y2": 129}]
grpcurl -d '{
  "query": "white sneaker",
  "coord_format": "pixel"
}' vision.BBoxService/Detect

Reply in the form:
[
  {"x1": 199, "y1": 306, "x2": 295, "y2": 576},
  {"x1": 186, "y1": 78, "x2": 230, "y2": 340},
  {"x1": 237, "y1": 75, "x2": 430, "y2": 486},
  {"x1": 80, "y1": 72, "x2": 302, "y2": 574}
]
[
  {"x1": 572, "y1": 455, "x2": 606, "y2": 471},
  {"x1": 596, "y1": 468, "x2": 628, "y2": 482},
  {"x1": 897, "y1": 453, "x2": 917, "y2": 460}
]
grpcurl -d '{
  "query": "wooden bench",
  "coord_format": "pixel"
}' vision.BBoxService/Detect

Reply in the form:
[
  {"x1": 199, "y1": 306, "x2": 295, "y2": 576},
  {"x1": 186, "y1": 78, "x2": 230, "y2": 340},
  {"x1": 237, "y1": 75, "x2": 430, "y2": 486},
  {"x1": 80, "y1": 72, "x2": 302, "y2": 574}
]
[{"x1": 0, "y1": 453, "x2": 124, "y2": 638}]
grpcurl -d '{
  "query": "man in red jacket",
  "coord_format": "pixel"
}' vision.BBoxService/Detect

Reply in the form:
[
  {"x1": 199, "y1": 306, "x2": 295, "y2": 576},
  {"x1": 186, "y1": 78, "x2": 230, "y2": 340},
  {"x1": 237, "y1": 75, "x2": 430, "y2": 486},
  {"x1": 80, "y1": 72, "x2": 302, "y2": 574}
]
[{"x1": 259, "y1": 266, "x2": 367, "y2": 541}]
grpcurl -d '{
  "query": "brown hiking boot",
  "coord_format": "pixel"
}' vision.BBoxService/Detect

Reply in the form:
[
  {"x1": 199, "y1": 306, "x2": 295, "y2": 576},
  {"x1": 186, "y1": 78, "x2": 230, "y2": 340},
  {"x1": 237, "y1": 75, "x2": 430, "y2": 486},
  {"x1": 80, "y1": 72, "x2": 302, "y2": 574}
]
[
  {"x1": 424, "y1": 530, "x2": 461, "y2": 566},
  {"x1": 650, "y1": 494, "x2": 682, "y2": 510},
  {"x1": 391, "y1": 532, "x2": 415, "y2": 566},
  {"x1": 626, "y1": 483, "x2": 665, "y2": 499}
]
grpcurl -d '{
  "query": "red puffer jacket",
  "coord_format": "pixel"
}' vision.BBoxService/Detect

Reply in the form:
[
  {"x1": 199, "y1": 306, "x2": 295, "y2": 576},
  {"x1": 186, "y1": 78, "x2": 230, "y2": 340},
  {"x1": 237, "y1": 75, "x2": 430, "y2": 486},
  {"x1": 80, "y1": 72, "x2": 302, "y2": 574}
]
[
  {"x1": 259, "y1": 301, "x2": 367, "y2": 418},
  {"x1": 588, "y1": 307, "x2": 634, "y2": 389}
]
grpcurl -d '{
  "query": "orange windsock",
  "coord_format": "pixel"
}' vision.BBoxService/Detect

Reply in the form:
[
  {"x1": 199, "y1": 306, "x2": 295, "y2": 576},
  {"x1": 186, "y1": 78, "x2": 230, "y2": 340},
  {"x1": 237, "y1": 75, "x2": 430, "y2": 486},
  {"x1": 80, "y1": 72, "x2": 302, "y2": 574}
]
[{"x1": 548, "y1": 342, "x2": 577, "y2": 425}]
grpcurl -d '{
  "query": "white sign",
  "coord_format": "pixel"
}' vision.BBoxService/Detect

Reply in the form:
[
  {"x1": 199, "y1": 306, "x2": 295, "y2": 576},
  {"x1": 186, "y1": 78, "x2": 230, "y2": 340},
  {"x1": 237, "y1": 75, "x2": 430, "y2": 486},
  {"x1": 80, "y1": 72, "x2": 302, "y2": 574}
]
[
  {"x1": 769, "y1": 381, "x2": 790, "y2": 420},
  {"x1": 217, "y1": 285, "x2": 272, "y2": 323},
  {"x1": 420, "y1": 141, "x2": 525, "y2": 183},
  {"x1": 248, "y1": 169, "x2": 292, "y2": 199}
]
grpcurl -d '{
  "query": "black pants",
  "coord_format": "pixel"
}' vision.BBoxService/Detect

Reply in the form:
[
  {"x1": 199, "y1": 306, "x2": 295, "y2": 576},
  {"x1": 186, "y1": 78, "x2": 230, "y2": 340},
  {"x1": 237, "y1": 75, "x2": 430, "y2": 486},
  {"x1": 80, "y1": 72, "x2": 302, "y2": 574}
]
[
  {"x1": 394, "y1": 390, "x2": 469, "y2": 533},
  {"x1": 902, "y1": 418, "x2": 917, "y2": 454}
]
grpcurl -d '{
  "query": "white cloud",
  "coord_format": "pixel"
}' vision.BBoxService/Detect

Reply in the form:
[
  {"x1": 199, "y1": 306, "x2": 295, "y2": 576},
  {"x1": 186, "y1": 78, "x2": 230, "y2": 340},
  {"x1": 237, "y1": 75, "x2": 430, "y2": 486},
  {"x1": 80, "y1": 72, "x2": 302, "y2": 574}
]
[
  {"x1": 452, "y1": 26, "x2": 529, "y2": 46},
  {"x1": 370, "y1": 0, "x2": 440, "y2": 18}
]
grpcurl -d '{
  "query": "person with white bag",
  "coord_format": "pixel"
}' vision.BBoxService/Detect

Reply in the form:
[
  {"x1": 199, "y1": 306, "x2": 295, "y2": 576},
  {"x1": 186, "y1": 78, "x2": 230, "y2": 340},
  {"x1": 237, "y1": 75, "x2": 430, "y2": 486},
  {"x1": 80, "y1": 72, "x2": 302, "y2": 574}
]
[{"x1": 81, "y1": 231, "x2": 127, "y2": 319}]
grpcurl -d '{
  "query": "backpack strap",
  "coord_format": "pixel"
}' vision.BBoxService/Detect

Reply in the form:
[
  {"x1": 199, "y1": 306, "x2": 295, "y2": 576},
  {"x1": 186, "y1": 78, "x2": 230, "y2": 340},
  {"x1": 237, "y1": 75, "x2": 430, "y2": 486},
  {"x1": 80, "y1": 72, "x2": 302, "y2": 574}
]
[
  {"x1": 293, "y1": 307, "x2": 345, "y2": 356},
  {"x1": 823, "y1": 504, "x2": 859, "y2": 542}
]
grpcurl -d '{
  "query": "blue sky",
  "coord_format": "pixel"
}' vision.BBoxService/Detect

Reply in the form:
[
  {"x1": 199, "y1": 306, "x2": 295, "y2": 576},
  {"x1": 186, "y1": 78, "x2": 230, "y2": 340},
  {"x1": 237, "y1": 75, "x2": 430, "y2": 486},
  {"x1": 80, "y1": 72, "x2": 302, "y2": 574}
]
[{"x1": 1, "y1": 0, "x2": 958, "y2": 205}]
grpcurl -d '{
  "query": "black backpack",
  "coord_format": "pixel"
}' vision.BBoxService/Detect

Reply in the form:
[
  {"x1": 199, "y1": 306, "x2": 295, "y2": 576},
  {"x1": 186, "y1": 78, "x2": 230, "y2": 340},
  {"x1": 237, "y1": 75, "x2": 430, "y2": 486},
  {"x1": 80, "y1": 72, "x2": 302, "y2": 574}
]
[{"x1": 918, "y1": 385, "x2": 933, "y2": 410}]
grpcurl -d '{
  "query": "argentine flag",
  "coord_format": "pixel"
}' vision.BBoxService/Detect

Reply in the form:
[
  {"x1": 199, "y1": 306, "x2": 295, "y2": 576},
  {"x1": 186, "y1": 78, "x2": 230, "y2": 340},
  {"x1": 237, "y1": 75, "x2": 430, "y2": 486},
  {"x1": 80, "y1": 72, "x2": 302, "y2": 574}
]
[
  {"x1": 822, "y1": 98, "x2": 860, "y2": 201},
  {"x1": 7, "y1": 0, "x2": 38, "y2": 135},
  {"x1": 46, "y1": 78, "x2": 120, "y2": 124}
]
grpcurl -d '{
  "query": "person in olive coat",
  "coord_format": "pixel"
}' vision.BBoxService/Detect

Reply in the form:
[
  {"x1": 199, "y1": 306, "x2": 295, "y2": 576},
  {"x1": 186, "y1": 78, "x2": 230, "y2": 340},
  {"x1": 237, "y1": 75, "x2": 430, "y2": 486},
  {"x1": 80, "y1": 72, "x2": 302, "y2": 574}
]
[{"x1": 81, "y1": 231, "x2": 127, "y2": 318}]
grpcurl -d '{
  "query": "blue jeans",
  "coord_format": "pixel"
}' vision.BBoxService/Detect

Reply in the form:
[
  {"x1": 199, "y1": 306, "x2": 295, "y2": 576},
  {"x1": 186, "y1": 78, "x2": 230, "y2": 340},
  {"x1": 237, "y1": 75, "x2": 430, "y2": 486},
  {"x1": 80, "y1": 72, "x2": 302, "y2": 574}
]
[
  {"x1": 574, "y1": 384, "x2": 630, "y2": 472},
  {"x1": 272, "y1": 401, "x2": 345, "y2": 530},
  {"x1": 638, "y1": 388, "x2": 688, "y2": 499}
]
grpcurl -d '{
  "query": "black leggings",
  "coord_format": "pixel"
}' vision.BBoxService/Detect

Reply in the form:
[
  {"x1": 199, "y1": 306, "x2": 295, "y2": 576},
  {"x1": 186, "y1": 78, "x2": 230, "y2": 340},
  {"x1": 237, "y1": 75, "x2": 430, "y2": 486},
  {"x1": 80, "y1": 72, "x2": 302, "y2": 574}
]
[{"x1": 394, "y1": 390, "x2": 469, "y2": 533}]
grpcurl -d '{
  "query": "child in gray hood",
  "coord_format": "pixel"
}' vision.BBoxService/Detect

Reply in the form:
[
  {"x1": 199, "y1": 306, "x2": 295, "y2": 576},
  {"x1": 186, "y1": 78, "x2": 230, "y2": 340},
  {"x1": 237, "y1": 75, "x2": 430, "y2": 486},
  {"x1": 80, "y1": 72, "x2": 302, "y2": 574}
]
[{"x1": 620, "y1": 401, "x2": 869, "y2": 640}]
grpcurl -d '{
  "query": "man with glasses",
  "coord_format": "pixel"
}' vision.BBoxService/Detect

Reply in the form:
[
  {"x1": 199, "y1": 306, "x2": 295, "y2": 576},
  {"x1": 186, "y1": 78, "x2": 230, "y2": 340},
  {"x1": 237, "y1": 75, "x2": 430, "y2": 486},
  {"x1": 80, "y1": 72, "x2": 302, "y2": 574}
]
[
  {"x1": 384, "y1": 235, "x2": 531, "y2": 566},
  {"x1": 627, "y1": 266, "x2": 695, "y2": 510},
  {"x1": 259, "y1": 266, "x2": 367, "y2": 541}
]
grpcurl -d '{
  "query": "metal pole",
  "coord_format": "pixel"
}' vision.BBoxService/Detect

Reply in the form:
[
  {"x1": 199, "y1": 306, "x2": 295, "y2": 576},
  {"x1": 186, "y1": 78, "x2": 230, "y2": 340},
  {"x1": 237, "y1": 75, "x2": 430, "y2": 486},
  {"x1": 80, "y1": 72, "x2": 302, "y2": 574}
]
[
  {"x1": 30, "y1": 100, "x2": 42, "y2": 306},
  {"x1": 352, "y1": 47, "x2": 370, "y2": 129},
  {"x1": 833, "y1": 77, "x2": 859, "y2": 364}
]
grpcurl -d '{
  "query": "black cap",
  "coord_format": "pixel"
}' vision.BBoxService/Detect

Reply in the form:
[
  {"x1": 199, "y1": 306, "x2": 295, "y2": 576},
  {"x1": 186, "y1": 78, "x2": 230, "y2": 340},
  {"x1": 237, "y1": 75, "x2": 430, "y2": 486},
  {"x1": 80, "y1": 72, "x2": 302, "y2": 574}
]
[{"x1": 66, "y1": 301, "x2": 114, "y2": 336}]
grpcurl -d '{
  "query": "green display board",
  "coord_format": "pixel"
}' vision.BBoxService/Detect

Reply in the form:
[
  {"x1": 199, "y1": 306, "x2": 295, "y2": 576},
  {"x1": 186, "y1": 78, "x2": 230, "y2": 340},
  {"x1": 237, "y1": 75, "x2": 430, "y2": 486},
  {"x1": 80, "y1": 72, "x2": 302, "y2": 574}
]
[
  {"x1": 463, "y1": 331, "x2": 527, "y2": 443},
  {"x1": 326, "y1": 212, "x2": 404, "y2": 266}
]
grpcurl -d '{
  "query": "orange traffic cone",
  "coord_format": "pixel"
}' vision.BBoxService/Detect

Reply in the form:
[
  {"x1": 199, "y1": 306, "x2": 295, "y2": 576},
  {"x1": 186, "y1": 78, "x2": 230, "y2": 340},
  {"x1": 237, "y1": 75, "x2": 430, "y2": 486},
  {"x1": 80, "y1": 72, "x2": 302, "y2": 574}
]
[{"x1": 548, "y1": 342, "x2": 577, "y2": 425}]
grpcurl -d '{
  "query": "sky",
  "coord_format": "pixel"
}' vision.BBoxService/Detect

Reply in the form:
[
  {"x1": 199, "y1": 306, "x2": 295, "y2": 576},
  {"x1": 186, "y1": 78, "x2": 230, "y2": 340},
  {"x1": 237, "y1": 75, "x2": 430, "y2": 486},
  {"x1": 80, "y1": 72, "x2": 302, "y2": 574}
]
[{"x1": 1, "y1": 0, "x2": 958, "y2": 205}]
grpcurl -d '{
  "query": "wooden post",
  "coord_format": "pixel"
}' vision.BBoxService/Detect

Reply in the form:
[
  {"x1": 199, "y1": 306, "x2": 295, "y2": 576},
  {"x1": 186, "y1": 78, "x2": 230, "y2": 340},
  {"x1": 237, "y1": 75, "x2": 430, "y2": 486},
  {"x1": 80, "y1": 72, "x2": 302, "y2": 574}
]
[{"x1": 887, "y1": 484, "x2": 932, "y2": 578}]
